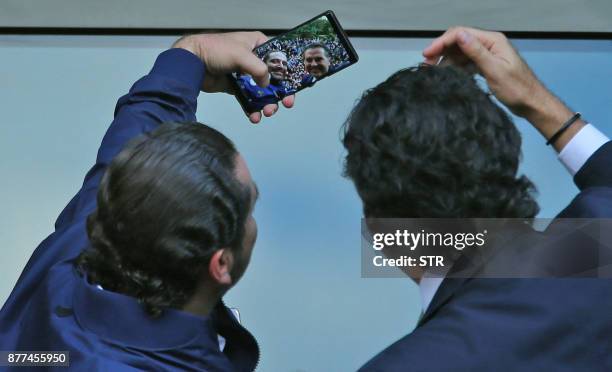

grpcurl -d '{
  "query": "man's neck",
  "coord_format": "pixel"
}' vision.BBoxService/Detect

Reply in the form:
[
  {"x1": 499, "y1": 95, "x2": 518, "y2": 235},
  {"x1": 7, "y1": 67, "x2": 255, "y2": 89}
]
[
  {"x1": 181, "y1": 285, "x2": 222, "y2": 317},
  {"x1": 402, "y1": 266, "x2": 425, "y2": 284}
]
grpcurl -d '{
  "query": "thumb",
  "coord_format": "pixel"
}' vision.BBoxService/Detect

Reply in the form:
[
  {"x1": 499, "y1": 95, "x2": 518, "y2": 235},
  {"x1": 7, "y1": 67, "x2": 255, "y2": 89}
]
[
  {"x1": 237, "y1": 52, "x2": 270, "y2": 87},
  {"x1": 457, "y1": 30, "x2": 496, "y2": 76}
]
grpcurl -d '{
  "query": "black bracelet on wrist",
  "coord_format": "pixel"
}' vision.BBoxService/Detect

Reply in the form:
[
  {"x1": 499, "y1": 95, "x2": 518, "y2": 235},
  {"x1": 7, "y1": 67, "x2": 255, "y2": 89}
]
[{"x1": 546, "y1": 112, "x2": 582, "y2": 146}]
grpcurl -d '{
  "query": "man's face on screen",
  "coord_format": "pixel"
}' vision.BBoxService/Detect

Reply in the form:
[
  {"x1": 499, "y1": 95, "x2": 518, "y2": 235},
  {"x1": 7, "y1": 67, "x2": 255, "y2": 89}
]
[
  {"x1": 265, "y1": 52, "x2": 288, "y2": 81},
  {"x1": 304, "y1": 48, "x2": 330, "y2": 78}
]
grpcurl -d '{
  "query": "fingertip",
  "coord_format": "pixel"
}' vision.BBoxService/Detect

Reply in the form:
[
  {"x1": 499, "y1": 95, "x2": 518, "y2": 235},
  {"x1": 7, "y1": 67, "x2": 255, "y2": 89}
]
[
  {"x1": 423, "y1": 41, "x2": 445, "y2": 59},
  {"x1": 282, "y1": 96, "x2": 295, "y2": 108},
  {"x1": 458, "y1": 30, "x2": 473, "y2": 45},
  {"x1": 423, "y1": 49, "x2": 439, "y2": 60},
  {"x1": 262, "y1": 105, "x2": 277, "y2": 117},
  {"x1": 249, "y1": 112, "x2": 261, "y2": 124}
]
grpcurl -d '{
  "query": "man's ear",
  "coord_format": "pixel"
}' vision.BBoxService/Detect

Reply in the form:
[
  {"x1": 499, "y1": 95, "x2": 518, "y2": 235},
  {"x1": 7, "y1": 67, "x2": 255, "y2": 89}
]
[{"x1": 209, "y1": 249, "x2": 234, "y2": 286}]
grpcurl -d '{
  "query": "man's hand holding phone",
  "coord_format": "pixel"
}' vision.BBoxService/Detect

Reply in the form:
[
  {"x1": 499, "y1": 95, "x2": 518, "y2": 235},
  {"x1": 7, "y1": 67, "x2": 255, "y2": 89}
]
[
  {"x1": 230, "y1": 11, "x2": 358, "y2": 116},
  {"x1": 173, "y1": 32, "x2": 295, "y2": 124}
]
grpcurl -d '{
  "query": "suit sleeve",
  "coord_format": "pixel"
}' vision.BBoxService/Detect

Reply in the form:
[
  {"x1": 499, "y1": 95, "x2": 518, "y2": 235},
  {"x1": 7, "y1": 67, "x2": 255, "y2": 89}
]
[
  {"x1": 573, "y1": 140, "x2": 612, "y2": 191},
  {"x1": 53, "y1": 48, "x2": 205, "y2": 230},
  {"x1": 7, "y1": 49, "x2": 204, "y2": 295},
  {"x1": 555, "y1": 140, "x2": 612, "y2": 218}
]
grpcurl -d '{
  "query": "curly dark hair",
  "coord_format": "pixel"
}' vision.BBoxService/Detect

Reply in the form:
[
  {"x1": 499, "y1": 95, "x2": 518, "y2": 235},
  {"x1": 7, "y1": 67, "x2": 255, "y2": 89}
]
[
  {"x1": 342, "y1": 65, "x2": 539, "y2": 219},
  {"x1": 76, "y1": 122, "x2": 251, "y2": 317}
]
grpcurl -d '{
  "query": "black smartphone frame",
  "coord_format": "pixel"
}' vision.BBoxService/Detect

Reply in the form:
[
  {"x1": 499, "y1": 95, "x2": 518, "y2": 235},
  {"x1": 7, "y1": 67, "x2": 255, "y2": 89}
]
[{"x1": 231, "y1": 10, "x2": 359, "y2": 114}]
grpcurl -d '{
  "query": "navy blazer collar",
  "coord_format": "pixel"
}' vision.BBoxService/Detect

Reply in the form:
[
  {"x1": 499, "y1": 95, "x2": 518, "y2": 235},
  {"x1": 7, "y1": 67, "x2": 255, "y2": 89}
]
[
  {"x1": 417, "y1": 220, "x2": 535, "y2": 327},
  {"x1": 72, "y1": 270, "x2": 219, "y2": 351}
]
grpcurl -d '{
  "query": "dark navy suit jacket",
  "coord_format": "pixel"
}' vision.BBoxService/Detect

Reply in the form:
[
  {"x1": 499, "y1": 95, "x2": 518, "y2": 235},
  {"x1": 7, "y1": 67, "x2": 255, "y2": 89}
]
[
  {"x1": 360, "y1": 142, "x2": 612, "y2": 371},
  {"x1": 0, "y1": 49, "x2": 259, "y2": 372}
]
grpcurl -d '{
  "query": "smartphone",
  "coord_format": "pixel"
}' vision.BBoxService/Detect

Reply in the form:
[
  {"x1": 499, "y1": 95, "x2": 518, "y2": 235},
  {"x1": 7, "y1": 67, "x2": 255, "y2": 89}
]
[{"x1": 231, "y1": 10, "x2": 359, "y2": 113}]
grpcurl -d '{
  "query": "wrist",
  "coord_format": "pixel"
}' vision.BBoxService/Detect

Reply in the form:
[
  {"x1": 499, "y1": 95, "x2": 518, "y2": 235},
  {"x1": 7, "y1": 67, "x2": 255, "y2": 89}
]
[
  {"x1": 172, "y1": 36, "x2": 202, "y2": 62},
  {"x1": 149, "y1": 49, "x2": 206, "y2": 95},
  {"x1": 523, "y1": 87, "x2": 571, "y2": 132},
  {"x1": 522, "y1": 89, "x2": 585, "y2": 152}
]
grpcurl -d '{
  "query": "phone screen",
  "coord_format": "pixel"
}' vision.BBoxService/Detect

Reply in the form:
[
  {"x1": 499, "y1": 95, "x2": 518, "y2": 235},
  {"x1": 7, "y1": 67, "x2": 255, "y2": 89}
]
[{"x1": 232, "y1": 10, "x2": 358, "y2": 113}]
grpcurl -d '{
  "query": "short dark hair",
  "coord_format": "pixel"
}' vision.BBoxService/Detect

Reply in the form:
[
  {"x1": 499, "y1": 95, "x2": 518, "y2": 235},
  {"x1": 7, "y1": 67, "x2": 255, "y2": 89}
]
[
  {"x1": 263, "y1": 50, "x2": 286, "y2": 63},
  {"x1": 302, "y1": 43, "x2": 331, "y2": 59},
  {"x1": 76, "y1": 122, "x2": 252, "y2": 317},
  {"x1": 342, "y1": 65, "x2": 539, "y2": 219}
]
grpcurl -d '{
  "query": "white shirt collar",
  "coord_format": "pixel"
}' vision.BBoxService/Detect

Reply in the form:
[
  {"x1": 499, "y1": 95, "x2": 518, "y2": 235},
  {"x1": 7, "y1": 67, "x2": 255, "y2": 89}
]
[
  {"x1": 419, "y1": 276, "x2": 444, "y2": 313},
  {"x1": 419, "y1": 265, "x2": 451, "y2": 312}
]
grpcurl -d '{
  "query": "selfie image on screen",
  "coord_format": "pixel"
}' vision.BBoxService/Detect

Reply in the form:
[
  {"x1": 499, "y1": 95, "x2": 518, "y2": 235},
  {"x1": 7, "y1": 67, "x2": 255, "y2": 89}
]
[{"x1": 233, "y1": 14, "x2": 354, "y2": 113}]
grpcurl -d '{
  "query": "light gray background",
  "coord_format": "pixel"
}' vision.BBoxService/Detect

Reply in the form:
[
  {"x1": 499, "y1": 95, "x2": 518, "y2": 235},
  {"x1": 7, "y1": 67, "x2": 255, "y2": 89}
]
[
  {"x1": 1, "y1": 35, "x2": 611, "y2": 371},
  {"x1": 1, "y1": 0, "x2": 612, "y2": 32}
]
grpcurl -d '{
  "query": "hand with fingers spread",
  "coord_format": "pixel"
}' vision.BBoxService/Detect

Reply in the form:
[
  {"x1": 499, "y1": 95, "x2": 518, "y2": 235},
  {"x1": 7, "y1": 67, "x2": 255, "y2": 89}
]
[
  {"x1": 423, "y1": 26, "x2": 583, "y2": 151},
  {"x1": 173, "y1": 32, "x2": 295, "y2": 124}
]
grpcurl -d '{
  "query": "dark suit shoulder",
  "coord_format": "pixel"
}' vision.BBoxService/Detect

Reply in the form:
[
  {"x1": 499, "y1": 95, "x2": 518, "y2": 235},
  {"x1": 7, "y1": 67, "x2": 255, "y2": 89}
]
[
  {"x1": 557, "y1": 186, "x2": 612, "y2": 218},
  {"x1": 360, "y1": 277, "x2": 612, "y2": 371}
]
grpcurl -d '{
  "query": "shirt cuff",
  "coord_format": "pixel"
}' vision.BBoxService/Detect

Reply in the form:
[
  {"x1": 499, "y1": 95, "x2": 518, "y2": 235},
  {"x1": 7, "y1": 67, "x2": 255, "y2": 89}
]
[
  {"x1": 149, "y1": 48, "x2": 205, "y2": 94},
  {"x1": 558, "y1": 124, "x2": 609, "y2": 176}
]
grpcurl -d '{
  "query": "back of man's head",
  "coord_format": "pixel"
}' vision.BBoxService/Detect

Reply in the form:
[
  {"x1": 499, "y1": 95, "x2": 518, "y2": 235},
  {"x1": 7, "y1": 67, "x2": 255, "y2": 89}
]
[
  {"x1": 342, "y1": 65, "x2": 539, "y2": 219},
  {"x1": 77, "y1": 122, "x2": 252, "y2": 317}
]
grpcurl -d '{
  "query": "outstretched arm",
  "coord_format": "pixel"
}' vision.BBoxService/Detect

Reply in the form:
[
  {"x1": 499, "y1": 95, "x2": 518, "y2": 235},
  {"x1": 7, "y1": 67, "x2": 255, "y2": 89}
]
[
  {"x1": 56, "y1": 32, "x2": 294, "y2": 230},
  {"x1": 54, "y1": 47, "x2": 204, "y2": 229},
  {"x1": 7, "y1": 32, "x2": 293, "y2": 303}
]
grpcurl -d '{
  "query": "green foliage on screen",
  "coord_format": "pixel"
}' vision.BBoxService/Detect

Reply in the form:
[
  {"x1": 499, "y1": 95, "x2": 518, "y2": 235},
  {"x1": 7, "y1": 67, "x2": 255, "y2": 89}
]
[{"x1": 278, "y1": 16, "x2": 336, "y2": 42}]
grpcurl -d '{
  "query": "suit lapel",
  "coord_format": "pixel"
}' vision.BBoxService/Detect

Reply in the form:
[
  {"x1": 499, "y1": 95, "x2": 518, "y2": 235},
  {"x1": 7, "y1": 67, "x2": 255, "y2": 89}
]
[
  {"x1": 417, "y1": 220, "x2": 533, "y2": 327},
  {"x1": 417, "y1": 276, "x2": 468, "y2": 327}
]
